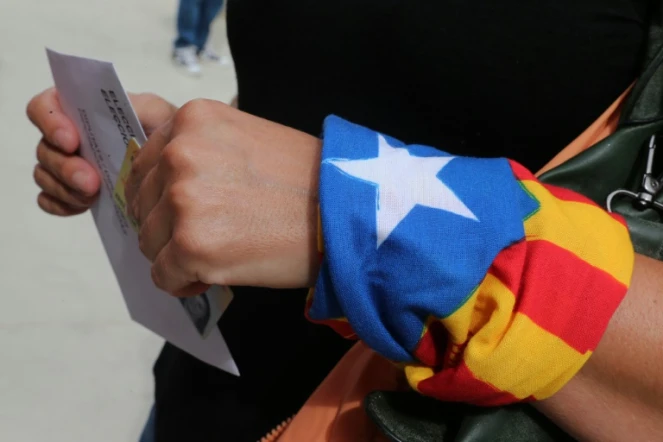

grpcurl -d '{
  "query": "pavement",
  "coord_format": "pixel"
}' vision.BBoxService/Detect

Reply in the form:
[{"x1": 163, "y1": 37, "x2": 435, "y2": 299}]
[{"x1": 0, "y1": 1, "x2": 237, "y2": 440}]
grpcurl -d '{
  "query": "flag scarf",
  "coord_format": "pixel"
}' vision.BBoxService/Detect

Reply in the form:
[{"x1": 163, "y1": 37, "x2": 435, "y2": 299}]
[{"x1": 307, "y1": 116, "x2": 634, "y2": 405}]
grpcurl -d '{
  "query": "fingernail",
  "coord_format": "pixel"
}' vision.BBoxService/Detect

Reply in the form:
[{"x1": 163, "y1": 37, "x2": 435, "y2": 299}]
[
  {"x1": 71, "y1": 171, "x2": 91, "y2": 194},
  {"x1": 53, "y1": 129, "x2": 74, "y2": 150}
]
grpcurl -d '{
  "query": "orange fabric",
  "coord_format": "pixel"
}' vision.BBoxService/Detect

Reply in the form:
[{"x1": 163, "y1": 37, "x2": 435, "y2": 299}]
[
  {"x1": 276, "y1": 86, "x2": 630, "y2": 441},
  {"x1": 536, "y1": 85, "x2": 631, "y2": 176},
  {"x1": 277, "y1": 343, "x2": 402, "y2": 442}
]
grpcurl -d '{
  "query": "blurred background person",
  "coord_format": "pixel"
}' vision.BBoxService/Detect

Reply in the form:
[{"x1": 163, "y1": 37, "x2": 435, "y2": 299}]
[{"x1": 173, "y1": 0, "x2": 229, "y2": 75}]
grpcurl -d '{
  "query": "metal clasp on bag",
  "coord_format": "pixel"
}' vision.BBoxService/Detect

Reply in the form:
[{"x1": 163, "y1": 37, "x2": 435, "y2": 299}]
[{"x1": 607, "y1": 134, "x2": 663, "y2": 213}]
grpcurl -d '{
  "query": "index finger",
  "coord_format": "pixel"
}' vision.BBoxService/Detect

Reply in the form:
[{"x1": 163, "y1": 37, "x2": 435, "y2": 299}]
[{"x1": 26, "y1": 88, "x2": 80, "y2": 154}]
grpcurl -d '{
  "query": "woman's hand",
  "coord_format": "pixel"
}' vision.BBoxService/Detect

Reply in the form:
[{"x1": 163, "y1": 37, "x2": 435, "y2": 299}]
[
  {"x1": 125, "y1": 99, "x2": 322, "y2": 297},
  {"x1": 27, "y1": 88, "x2": 177, "y2": 216}
]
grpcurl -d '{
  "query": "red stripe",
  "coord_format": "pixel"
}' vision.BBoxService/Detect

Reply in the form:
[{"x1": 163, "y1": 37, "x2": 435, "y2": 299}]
[
  {"x1": 416, "y1": 360, "x2": 522, "y2": 406},
  {"x1": 305, "y1": 313, "x2": 358, "y2": 339},
  {"x1": 413, "y1": 319, "x2": 448, "y2": 368},
  {"x1": 508, "y1": 160, "x2": 536, "y2": 181},
  {"x1": 509, "y1": 160, "x2": 628, "y2": 228},
  {"x1": 496, "y1": 240, "x2": 626, "y2": 353},
  {"x1": 509, "y1": 160, "x2": 596, "y2": 206},
  {"x1": 539, "y1": 182, "x2": 629, "y2": 228},
  {"x1": 514, "y1": 169, "x2": 629, "y2": 233},
  {"x1": 486, "y1": 240, "x2": 527, "y2": 298},
  {"x1": 539, "y1": 182, "x2": 604, "y2": 206}
]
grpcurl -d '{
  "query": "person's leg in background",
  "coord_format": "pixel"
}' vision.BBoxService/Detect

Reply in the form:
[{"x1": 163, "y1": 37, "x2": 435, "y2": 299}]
[
  {"x1": 173, "y1": 0, "x2": 203, "y2": 75},
  {"x1": 196, "y1": 0, "x2": 228, "y2": 64}
]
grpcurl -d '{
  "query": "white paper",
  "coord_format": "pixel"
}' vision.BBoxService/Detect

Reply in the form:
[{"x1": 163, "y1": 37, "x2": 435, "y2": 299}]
[{"x1": 47, "y1": 49, "x2": 238, "y2": 376}]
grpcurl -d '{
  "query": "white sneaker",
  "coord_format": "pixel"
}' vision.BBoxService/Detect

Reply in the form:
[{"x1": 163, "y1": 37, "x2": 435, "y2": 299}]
[
  {"x1": 199, "y1": 47, "x2": 231, "y2": 66},
  {"x1": 172, "y1": 46, "x2": 202, "y2": 76}
]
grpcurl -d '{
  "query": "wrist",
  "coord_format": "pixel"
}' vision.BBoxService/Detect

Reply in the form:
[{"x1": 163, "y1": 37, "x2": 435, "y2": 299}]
[{"x1": 243, "y1": 118, "x2": 323, "y2": 288}]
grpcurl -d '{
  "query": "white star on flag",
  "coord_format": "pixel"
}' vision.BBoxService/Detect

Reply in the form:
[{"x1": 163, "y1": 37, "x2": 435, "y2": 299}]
[{"x1": 327, "y1": 135, "x2": 478, "y2": 248}]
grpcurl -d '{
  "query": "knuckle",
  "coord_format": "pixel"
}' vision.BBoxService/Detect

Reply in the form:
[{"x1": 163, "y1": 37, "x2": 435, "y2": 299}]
[
  {"x1": 196, "y1": 243, "x2": 216, "y2": 268},
  {"x1": 165, "y1": 181, "x2": 196, "y2": 212},
  {"x1": 32, "y1": 165, "x2": 42, "y2": 185},
  {"x1": 170, "y1": 223, "x2": 210, "y2": 266},
  {"x1": 174, "y1": 98, "x2": 218, "y2": 127},
  {"x1": 150, "y1": 265, "x2": 165, "y2": 291},
  {"x1": 35, "y1": 142, "x2": 46, "y2": 164},
  {"x1": 178, "y1": 98, "x2": 206, "y2": 115},
  {"x1": 33, "y1": 167, "x2": 50, "y2": 192},
  {"x1": 53, "y1": 184, "x2": 72, "y2": 205},
  {"x1": 33, "y1": 166, "x2": 78, "y2": 207},
  {"x1": 131, "y1": 92, "x2": 159, "y2": 112},
  {"x1": 173, "y1": 100, "x2": 197, "y2": 127},
  {"x1": 142, "y1": 93, "x2": 164, "y2": 107},
  {"x1": 131, "y1": 92, "x2": 153, "y2": 102},
  {"x1": 34, "y1": 167, "x2": 54, "y2": 194},
  {"x1": 137, "y1": 228, "x2": 149, "y2": 257},
  {"x1": 196, "y1": 268, "x2": 215, "y2": 287},
  {"x1": 160, "y1": 141, "x2": 189, "y2": 169},
  {"x1": 170, "y1": 228, "x2": 197, "y2": 259},
  {"x1": 174, "y1": 222, "x2": 215, "y2": 267},
  {"x1": 37, "y1": 193, "x2": 68, "y2": 216},
  {"x1": 37, "y1": 194, "x2": 54, "y2": 214},
  {"x1": 36, "y1": 141, "x2": 64, "y2": 176},
  {"x1": 137, "y1": 214, "x2": 158, "y2": 260}
]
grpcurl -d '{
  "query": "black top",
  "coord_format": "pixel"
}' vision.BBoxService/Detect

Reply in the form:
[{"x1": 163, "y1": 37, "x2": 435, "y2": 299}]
[{"x1": 153, "y1": 1, "x2": 648, "y2": 441}]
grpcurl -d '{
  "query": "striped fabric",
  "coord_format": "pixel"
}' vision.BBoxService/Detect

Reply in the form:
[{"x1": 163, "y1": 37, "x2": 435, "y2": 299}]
[{"x1": 307, "y1": 116, "x2": 634, "y2": 405}]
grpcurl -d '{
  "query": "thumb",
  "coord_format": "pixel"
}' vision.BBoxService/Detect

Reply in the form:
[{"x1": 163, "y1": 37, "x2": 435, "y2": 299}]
[{"x1": 129, "y1": 93, "x2": 177, "y2": 137}]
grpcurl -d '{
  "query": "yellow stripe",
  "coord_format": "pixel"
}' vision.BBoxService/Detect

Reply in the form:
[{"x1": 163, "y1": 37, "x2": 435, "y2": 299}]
[
  {"x1": 442, "y1": 273, "x2": 515, "y2": 358},
  {"x1": 465, "y1": 313, "x2": 591, "y2": 400},
  {"x1": 409, "y1": 276, "x2": 588, "y2": 400},
  {"x1": 404, "y1": 365, "x2": 435, "y2": 393},
  {"x1": 440, "y1": 290, "x2": 478, "y2": 345},
  {"x1": 522, "y1": 180, "x2": 633, "y2": 286}
]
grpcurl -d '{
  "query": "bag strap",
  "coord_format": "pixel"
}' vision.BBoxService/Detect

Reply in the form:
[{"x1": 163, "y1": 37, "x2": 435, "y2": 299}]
[
  {"x1": 537, "y1": 87, "x2": 630, "y2": 176},
  {"x1": 539, "y1": 0, "x2": 663, "y2": 176},
  {"x1": 620, "y1": 0, "x2": 663, "y2": 126}
]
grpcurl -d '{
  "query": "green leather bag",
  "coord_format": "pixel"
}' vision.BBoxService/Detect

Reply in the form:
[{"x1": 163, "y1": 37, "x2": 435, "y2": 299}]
[{"x1": 364, "y1": 3, "x2": 663, "y2": 441}]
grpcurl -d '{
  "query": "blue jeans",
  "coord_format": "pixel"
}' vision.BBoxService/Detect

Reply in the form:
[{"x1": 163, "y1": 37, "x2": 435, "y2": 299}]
[
  {"x1": 174, "y1": 0, "x2": 224, "y2": 50},
  {"x1": 139, "y1": 406, "x2": 156, "y2": 442}
]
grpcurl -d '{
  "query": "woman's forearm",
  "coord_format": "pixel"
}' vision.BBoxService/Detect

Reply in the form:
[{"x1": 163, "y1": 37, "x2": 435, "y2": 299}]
[{"x1": 536, "y1": 253, "x2": 663, "y2": 441}]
